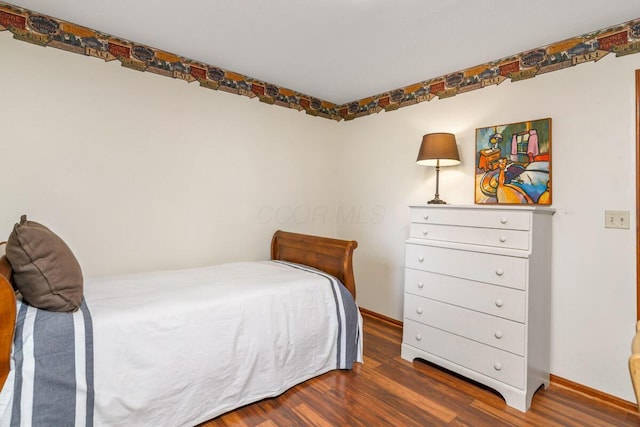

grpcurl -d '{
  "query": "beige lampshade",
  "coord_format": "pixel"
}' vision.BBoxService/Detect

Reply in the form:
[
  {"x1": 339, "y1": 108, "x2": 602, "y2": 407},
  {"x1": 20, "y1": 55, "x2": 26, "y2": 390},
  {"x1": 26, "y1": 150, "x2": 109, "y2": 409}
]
[{"x1": 416, "y1": 133, "x2": 461, "y2": 167}]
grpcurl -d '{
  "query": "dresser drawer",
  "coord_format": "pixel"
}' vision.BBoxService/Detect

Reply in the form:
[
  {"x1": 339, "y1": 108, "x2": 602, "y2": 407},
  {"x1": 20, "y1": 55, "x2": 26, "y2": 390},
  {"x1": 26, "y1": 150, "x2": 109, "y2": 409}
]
[
  {"x1": 406, "y1": 243, "x2": 528, "y2": 290},
  {"x1": 410, "y1": 207, "x2": 531, "y2": 231},
  {"x1": 404, "y1": 294, "x2": 525, "y2": 355},
  {"x1": 404, "y1": 269, "x2": 525, "y2": 322},
  {"x1": 403, "y1": 319, "x2": 525, "y2": 389},
  {"x1": 409, "y1": 223, "x2": 530, "y2": 250}
]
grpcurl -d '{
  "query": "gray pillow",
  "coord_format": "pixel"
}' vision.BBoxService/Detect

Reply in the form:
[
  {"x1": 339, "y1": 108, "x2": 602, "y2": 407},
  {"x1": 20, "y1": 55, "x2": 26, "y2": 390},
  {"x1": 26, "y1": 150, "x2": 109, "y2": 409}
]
[{"x1": 6, "y1": 215, "x2": 83, "y2": 312}]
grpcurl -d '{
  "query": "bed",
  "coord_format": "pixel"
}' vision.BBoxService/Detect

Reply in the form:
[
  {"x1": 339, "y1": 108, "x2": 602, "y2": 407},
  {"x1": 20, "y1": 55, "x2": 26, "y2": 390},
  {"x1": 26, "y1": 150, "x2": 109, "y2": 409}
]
[{"x1": 0, "y1": 229, "x2": 362, "y2": 426}]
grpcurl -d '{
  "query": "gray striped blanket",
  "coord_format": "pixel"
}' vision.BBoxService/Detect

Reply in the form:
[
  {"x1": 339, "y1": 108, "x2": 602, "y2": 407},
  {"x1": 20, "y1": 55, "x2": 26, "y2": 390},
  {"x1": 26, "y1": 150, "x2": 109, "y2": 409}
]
[{"x1": 3, "y1": 299, "x2": 94, "y2": 427}]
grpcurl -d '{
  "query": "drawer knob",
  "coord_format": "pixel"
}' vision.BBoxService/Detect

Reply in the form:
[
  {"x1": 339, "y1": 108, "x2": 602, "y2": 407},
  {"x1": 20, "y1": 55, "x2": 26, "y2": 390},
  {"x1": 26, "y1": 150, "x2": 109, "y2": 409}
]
[
  {"x1": 422, "y1": 229, "x2": 428, "y2": 235},
  {"x1": 418, "y1": 255, "x2": 424, "y2": 262},
  {"x1": 494, "y1": 362, "x2": 502, "y2": 371},
  {"x1": 416, "y1": 307, "x2": 423, "y2": 315},
  {"x1": 495, "y1": 299, "x2": 504, "y2": 307},
  {"x1": 494, "y1": 331, "x2": 503, "y2": 339},
  {"x1": 417, "y1": 281, "x2": 424, "y2": 289},
  {"x1": 495, "y1": 268, "x2": 504, "y2": 276},
  {"x1": 415, "y1": 334, "x2": 422, "y2": 341},
  {"x1": 499, "y1": 236, "x2": 506, "y2": 243},
  {"x1": 423, "y1": 214, "x2": 429, "y2": 220},
  {"x1": 500, "y1": 217, "x2": 508, "y2": 224}
]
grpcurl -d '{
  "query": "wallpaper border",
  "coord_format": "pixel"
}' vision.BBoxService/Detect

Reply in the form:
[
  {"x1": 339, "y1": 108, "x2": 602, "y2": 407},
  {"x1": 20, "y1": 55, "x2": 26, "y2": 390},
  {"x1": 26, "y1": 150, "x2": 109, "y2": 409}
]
[{"x1": 1, "y1": 2, "x2": 639, "y2": 122}]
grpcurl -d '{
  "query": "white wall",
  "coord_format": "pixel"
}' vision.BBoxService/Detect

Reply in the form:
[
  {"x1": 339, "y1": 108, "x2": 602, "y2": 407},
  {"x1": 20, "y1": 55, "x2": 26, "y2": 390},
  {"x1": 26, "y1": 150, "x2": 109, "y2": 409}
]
[
  {"x1": 0, "y1": 33, "x2": 341, "y2": 277},
  {"x1": 336, "y1": 54, "x2": 640, "y2": 402},
  {"x1": 2, "y1": 29, "x2": 640, "y2": 404}
]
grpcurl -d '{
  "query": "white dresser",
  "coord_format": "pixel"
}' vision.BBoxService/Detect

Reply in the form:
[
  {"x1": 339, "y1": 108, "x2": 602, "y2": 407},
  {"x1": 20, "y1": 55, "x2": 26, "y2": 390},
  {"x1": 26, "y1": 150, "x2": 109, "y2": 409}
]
[{"x1": 401, "y1": 205, "x2": 554, "y2": 411}]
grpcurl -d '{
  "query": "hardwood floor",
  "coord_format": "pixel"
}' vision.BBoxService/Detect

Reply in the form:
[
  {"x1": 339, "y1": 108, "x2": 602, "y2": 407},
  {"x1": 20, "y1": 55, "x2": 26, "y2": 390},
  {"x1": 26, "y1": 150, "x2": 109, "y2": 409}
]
[{"x1": 201, "y1": 313, "x2": 640, "y2": 426}]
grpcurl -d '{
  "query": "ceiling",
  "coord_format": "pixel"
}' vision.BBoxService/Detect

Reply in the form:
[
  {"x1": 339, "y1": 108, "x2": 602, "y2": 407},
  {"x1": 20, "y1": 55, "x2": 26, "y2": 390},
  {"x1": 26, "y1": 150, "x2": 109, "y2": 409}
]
[{"x1": 6, "y1": 0, "x2": 640, "y2": 105}]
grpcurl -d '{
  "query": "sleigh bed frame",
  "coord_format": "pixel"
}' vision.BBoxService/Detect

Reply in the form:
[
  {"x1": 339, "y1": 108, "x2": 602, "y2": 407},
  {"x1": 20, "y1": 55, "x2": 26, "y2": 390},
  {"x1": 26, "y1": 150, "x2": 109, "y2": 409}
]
[{"x1": 0, "y1": 229, "x2": 358, "y2": 391}]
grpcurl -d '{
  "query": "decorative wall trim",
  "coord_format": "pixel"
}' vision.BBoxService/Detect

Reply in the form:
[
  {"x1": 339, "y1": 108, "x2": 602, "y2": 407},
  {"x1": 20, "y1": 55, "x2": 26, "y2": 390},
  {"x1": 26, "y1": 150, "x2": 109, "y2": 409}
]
[
  {"x1": 1, "y1": 1, "x2": 640, "y2": 122},
  {"x1": 342, "y1": 19, "x2": 640, "y2": 121},
  {"x1": 0, "y1": 2, "x2": 341, "y2": 121}
]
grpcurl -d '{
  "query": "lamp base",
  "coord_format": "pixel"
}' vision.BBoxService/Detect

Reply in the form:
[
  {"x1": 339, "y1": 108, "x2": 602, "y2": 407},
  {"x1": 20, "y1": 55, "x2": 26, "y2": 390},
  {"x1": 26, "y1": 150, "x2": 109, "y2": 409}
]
[{"x1": 427, "y1": 198, "x2": 447, "y2": 205}]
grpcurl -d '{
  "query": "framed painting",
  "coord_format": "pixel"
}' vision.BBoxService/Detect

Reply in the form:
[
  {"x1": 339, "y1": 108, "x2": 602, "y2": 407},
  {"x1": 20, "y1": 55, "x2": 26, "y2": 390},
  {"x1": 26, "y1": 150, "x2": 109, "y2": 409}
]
[{"x1": 475, "y1": 118, "x2": 552, "y2": 205}]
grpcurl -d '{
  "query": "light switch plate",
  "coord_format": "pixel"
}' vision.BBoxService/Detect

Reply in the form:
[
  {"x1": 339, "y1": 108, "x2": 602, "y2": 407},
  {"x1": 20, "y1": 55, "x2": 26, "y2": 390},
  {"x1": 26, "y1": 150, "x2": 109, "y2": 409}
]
[{"x1": 605, "y1": 210, "x2": 630, "y2": 229}]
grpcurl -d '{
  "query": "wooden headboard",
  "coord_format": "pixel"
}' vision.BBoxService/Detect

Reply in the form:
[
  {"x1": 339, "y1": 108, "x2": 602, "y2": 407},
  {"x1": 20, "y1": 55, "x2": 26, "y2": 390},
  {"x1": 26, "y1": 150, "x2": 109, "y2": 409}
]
[
  {"x1": 0, "y1": 255, "x2": 16, "y2": 392},
  {"x1": 270, "y1": 230, "x2": 358, "y2": 299}
]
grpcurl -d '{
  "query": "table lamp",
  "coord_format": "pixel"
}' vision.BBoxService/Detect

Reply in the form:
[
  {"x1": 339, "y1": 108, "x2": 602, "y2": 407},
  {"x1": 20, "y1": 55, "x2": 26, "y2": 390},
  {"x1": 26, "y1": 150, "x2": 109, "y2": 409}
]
[{"x1": 416, "y1": 132, "x2": 461, "y2": 204}]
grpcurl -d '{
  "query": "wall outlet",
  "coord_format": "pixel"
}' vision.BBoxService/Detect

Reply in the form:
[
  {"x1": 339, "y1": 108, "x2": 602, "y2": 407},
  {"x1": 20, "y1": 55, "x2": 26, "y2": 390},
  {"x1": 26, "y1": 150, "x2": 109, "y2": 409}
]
[{"x1": 604, "y1": 210, "x2": 630, "y2": 229}]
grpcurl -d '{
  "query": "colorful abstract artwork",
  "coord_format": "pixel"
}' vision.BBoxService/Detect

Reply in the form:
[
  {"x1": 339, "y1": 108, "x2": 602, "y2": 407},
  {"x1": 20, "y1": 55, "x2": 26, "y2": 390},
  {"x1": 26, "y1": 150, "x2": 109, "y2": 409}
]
[{"x1": 475, "y1": 118, "x2": 552, "y2": 205}]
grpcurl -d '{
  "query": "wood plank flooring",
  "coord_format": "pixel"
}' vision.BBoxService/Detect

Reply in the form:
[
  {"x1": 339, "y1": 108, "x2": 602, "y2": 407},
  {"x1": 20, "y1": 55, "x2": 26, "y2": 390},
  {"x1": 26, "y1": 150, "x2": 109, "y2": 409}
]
[{"x1": 201, "y1": 313, "x2": 640, "y2": 426}]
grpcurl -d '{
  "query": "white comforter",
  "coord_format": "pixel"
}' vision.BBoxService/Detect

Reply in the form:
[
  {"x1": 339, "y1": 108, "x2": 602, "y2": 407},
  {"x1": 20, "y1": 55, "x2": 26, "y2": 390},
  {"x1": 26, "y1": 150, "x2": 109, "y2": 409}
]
[{"x1": 1, "y1": 260, "x2": 363, "y2": 427}]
